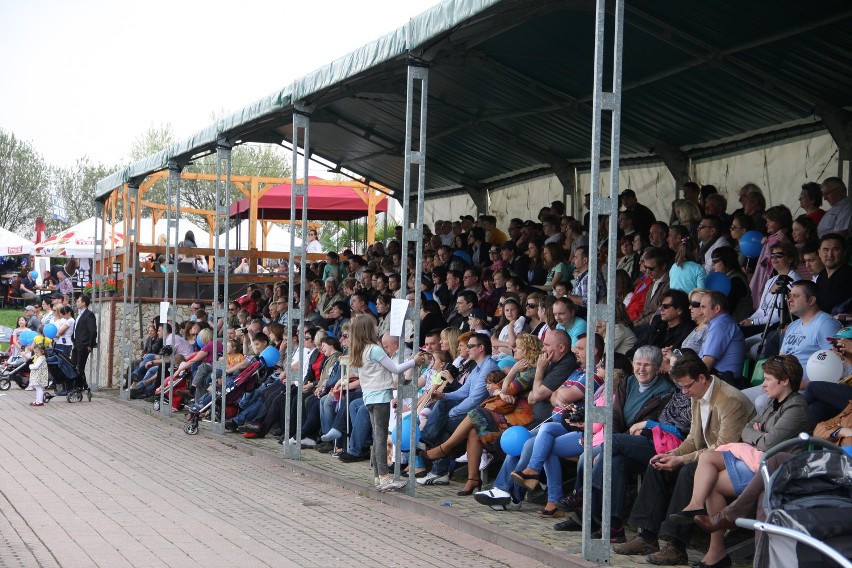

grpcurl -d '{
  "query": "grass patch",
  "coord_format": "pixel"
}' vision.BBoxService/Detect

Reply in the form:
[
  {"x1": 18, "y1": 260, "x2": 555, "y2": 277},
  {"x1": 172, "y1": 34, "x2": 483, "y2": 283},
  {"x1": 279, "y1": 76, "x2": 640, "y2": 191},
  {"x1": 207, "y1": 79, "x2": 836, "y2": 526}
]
[{"x1": 0, "y1": 308, "x2": 24, "y2": 351}]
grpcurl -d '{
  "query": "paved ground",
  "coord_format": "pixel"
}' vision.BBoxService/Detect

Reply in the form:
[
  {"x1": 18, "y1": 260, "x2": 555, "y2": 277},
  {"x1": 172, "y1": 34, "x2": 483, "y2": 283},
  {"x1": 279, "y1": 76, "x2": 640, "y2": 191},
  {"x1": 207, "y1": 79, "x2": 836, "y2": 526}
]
[{"x1": 0, "y1": 387, "x2": 755, "y2": 567}]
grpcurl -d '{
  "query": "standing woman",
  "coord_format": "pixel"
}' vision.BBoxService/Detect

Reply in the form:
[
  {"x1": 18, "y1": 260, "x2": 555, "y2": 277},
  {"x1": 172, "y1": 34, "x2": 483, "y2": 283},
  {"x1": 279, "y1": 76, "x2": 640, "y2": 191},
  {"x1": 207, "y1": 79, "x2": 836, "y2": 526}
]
[
  {"x1": 749, "y1": 205, "x2": 793, "y2": 309},
  {"x1": 667, "y1": 226, "x2": 706, "y2": 293},
  {"x1": 54, "y1": 306, "x2": 75, "y2": 356},
  {"x1": 347, "y1": 314, "x2": 427, "y2": 491}
]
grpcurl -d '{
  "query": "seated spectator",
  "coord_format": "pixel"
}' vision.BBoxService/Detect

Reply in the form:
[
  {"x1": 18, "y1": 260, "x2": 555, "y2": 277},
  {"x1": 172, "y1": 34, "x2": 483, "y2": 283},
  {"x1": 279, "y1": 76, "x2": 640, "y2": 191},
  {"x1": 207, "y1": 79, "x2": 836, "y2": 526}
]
[
  {"x1": 423, "y1": 334, "x2": 542, "y2": 495},
  {"x1": 697, "y1": 215, "x2": 730, "y2": 274},
  {"x1": 552, "y1": 297, "x2": 586, "y2": 345},
  {"x1": 790, "y1": 214, "x2": 819, "y2": 280},
  {"x1": 709, "y1": 246, "x2": 752, "y2": 321},
  {"x1": 595, "y1": 301, "x2": 637, "y2": 355},
  {"x1": 814, "y1": 233, "x2": 852, "y2": 314},
  {"x1": 613, "y1": 356, "x2": 754, "y2": 565},
  {"x1": 816, "y1": 177, "x2": 850, "y2": 237},
  {"x1": 667, "y1": 226, "x2": 706, "y2": 293},
  {"x1": 802, "y1": 326, "x2": 852, "y2": 422},
  {"x1": 636, "y1": 289, "x2": 694, "y2": 355},
  {"x1": 566, "y1": 246, "x2": 602, "y2": 311},
  {"x1": 676, "y1": 289, "x2": 709, "y2": 356},
  {"x1": 749, "y1": 205, "x2": 793, "y2": 309},
  {"x1": 532, "y1": 243, "x2": 570, "y2": 294},
  {"x1": 634, "y1": 247, "x2": 672, "y2": 331},
  {"x1": 779, "y1": 280, "x2": 841, "y2": 376},
  {"x1": 523, "y1": 241, "x2": 548, "y2": 286},
  {"x1": 490, "y1": 297, "x2": 526, "y2": 356},
  {"x1": 617, "y1": 235, "x2": 640, "y2": 282},
  {"x1": 562, "y1": 347, "x2": 689, "y2": 541},
  {"x1": 798, "y1": 181, "x2": 825, "y2": 225},
  {"x1": 698, "y1": 291, "x2": 746, "y2": 380},
  {"x1": 417, "y1": 334, "x2": 498, "y2": 487},
  {"x1": 675, "y1": 355, "x2": 811, "y2": 568}
]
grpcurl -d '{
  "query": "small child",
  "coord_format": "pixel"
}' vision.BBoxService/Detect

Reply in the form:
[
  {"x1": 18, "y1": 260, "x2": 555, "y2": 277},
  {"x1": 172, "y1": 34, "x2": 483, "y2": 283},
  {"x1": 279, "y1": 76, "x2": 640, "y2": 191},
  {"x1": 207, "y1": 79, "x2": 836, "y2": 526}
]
[
  {"x1": 553, "y1": 282, "x2": 569, "y2": 298},
  {"x1": 29, "y1": 344, "x2": 49, "y2": 407},
  {"x1": 226, "y1": 339, "x2": 245, "y2": 368}
]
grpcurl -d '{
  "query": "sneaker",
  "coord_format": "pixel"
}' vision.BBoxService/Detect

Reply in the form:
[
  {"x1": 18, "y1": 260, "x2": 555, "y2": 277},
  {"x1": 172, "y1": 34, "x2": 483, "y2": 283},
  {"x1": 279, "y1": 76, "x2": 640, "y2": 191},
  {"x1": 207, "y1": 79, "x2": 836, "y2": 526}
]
[
  {"x1": 479, "y1": 451, "x2": 493, "y2": 471},
  {"x1": 301, "y1": 437, "x2": 317, "y2": 448},
  {"x1": 377, "y1": 475, "x2": 407, "y2": 492},
  {"x1": 455, "y1": 452, "x2": 469, "y2": 463},
  {"x1": 645, "y1": 542, "x2": 688, "y2": 566},
  {"x1": 554, "y1": 491, "x2": 583, "y2": 513},
  {"x1": 224, "y1": 420, "x2": 238, "y2": 432},
  {"x1": 315, "y1": 441, "x2": 335, "y2": 453},
  {"x1": 612, "y1": 535, "x2": 660, "y2": 556},
  {"x1": 473, "y1": 487, "x2": 512, "y2": 509},
  {"x1": 416, "y1": 472, "x2": 449, "y2": 486},
  {"x1": 237, "y1": 422, "x2": 260, "y2": 433}
]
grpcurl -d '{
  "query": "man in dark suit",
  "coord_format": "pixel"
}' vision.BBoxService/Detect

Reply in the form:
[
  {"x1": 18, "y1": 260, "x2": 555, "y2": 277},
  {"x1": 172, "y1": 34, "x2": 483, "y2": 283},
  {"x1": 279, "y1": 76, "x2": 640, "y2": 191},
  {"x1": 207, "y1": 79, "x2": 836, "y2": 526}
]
[{"x1": 72, "y1": 294, "x2": 97, "y2": 385}]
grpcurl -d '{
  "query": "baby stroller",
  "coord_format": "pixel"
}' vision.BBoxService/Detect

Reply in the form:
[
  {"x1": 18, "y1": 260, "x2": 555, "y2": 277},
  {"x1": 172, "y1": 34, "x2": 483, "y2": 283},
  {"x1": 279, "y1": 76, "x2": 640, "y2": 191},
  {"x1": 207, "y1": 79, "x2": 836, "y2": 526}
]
[
  {"x1": 0, "y1": 356, "x2": 30, "y2": 391},
  {"x1": 737, "y1": 433, "x2": 852, "y2": 568},
  {"x1": 153, "y1": 368, "x2": 191, "y2": 412},
  {"x1": 46, "y1": 347, "x2": 91, "y2": 403},
  {"x1": 184, "y1": 360, "x2": 268, "y2": 435}
]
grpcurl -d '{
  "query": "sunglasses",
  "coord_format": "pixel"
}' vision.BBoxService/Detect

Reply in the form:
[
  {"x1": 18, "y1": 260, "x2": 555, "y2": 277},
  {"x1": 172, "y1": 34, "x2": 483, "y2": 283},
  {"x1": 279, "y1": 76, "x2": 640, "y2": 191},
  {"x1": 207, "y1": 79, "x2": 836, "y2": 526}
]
[
  {"x1": 769, "y1": 253, "x2": 786, "y2": 259},
  {"x1": 526, "y1": 303, "x2": 538, "y2": 309},
  {"x1": 341, "y1": 334, "x2": 349, "y2": 339},
  {"x1": 660, "y1": 303, "x2": 673, "y2": 309},
  {"x1": 466, "y1": 343, "x2": 482, "y2": 349},
  {"x1": 690, "y1": 301, "x2": 701, "y2": 308}
]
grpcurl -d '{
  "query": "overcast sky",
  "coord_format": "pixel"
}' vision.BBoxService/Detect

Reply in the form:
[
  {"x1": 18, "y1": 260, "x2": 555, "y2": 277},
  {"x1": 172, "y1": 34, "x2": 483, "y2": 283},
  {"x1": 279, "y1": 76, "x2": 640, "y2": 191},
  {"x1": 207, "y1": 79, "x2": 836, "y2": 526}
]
[{"x1": 0, "y1": 0, "x2": 440, "y2": 173}]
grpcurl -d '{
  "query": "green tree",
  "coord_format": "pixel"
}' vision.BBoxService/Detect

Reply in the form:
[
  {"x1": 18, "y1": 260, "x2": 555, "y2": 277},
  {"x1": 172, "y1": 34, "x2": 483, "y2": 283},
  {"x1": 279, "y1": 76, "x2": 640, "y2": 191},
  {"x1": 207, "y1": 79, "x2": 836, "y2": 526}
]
[
  {"x1": 0, "y1": 128, "x2": 50, "y2": 236},
  {"x1": 47, "y1": 157, "x2": 116, "y2": 234}
]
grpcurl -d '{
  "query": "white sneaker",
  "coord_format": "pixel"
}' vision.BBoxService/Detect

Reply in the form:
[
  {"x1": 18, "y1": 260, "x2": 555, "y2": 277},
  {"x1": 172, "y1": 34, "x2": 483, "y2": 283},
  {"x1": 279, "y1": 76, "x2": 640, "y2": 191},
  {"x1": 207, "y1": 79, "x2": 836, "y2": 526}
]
[
  {"x1": 301, "y1": 437, "x2": 317, "y2": 448},
  {"x1": 479, "y1": 451, "x2": 493, "y2": 471},
  {"x1": 416, "y1": 472, "x2": 449, "y2": 486},
  {"x1": 377, "y1": 475, "x2": 407, "y2": 492},
  {"x1": 455, "y1": 452, "x2": 469, "y2": 463}
]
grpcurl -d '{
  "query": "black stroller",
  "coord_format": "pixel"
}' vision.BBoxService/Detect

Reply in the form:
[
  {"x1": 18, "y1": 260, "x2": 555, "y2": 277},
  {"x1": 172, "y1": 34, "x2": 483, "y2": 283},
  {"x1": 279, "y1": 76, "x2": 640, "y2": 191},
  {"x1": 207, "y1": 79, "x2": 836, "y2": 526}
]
[
  {"x1": 184, "y1": 360, "x2": 268, "y2": 435},
  {"x1": 0, "y1": 356, "x2": 30, "y2": 391},
  {"x1": 47, "y1": 347, "x2": 91, "y2": 403},
  {"x1": 736, "y1": 433, "x2": 852, "y2": 568}
]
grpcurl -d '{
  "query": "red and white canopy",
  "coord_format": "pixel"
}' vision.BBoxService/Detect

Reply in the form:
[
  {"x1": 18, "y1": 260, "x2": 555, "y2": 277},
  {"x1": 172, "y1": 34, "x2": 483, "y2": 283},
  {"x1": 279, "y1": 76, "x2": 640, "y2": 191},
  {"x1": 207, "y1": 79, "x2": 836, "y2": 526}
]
[{"x1": 0, "y1": 226, "x2": 35, "y2": 256}]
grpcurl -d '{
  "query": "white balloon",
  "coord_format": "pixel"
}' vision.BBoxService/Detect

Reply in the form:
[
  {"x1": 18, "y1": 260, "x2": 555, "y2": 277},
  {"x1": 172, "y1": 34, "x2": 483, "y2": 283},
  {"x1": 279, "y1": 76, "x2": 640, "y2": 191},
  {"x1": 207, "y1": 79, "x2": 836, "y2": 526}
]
[{"x1": 805, "y1": 350, "x2": 844, "y2": 382}]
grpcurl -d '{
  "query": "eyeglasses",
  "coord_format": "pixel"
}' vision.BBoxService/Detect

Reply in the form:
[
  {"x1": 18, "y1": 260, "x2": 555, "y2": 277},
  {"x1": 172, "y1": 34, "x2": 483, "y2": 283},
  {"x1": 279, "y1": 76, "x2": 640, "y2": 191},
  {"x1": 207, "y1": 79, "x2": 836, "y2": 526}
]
[
  {"x1": 678, "y1": 378, "x2": 698, "y2": 392},
  {"x1": 697, "y1": 224, "x2": 712, "y2": 230},
  {"x1": 769, "y1": 253, "x2": 786, "y2": 259},
  {"x1": 489, "y1": 250, "x2": 499, "y2": 254},
  {"x1": 341, "y1": 334, "x2": 349, "y2": 339},
  {"x1": 730, "y1": 225, "x2": 743, "y2": 231},
  {"x1": 526, "y1": 303, "x2": 538, "y2": 309},
  {"x1": 689, "y1": 301, "x2": 701, "y2": 308},
  {"x1": 467, "y1": 343, "x2": 482, "y2": 349},
  {"x1": 821, "y1": 186, "x2": 839, "y2": 198}
]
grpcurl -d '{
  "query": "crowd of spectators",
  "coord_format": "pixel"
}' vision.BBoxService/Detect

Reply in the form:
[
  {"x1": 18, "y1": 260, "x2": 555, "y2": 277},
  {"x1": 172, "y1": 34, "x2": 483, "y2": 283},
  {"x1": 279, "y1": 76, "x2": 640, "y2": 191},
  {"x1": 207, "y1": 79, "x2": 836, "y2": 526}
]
[{"x1": 123, "y1": 176, "x2": 852, "y2": 564}]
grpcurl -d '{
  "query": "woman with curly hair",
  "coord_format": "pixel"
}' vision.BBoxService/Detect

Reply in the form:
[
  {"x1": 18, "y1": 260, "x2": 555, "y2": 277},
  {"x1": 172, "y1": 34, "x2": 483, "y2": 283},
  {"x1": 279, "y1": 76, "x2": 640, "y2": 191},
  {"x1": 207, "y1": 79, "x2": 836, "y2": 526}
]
[{"x1": 423, "y1": 333, "x2": 542, "y2": 496}]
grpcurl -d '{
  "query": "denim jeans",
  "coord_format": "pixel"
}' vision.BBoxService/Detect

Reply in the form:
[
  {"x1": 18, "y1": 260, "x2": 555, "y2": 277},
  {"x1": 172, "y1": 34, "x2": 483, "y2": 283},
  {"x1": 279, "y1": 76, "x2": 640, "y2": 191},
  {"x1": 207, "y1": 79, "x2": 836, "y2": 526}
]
[
  {"x1": 347, "y1": 398, "x2": 372, "y2": 455},
  {"x1": 420, "y1": 399, "x2": 461, "y2": 447},
  {"x1": 131, "y1": 354, "x2": 156, "y2": 381},
  {"x1": 319, "y1": 390, "x2": 363, "y2": 436},
  {"x1": 430, "y1": 412, "x2": 466, "y2": 476},
  {"x1": 493, "y1": 432, "x2": 538, "y2": 501},
  {"x1": 527, "y1": 422, "x2": 584, "y2": 503},
  {"x1": 591, "y1": 433, "x2": 656, "y2": 521}
]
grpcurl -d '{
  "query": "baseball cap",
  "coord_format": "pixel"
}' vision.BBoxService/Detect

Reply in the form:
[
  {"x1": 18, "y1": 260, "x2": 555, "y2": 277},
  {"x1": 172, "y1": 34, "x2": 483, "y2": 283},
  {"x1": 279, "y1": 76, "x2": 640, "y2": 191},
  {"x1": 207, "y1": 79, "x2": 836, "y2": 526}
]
[
  {"x1": 829, "y1": 326, "x2": 852, "y2": 340},
  {"x1": 469, "y1": 308, "x2": 488, "y2": 320},
  {"x1": 24, "y1": 305, "x2": 35, "y2": 312}
]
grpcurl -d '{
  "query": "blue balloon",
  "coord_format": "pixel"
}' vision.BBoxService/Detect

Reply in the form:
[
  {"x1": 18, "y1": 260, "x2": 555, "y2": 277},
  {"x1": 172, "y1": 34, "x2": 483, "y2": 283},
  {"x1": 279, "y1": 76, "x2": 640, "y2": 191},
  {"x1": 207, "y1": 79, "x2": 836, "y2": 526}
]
[
  {"x1": 739, "y1": 230, "x2": 764, "y2": 258},
  {"x1": 259, "y1": 346, "x2": 280, "y2": 368},
  {"x1": 497, "y1": 357, "x2": 516, "y2": 371},
  {"x1": 19, "y1": 330, "x2": 37, "y2": 346},
  {"x1": 705, "y1": 272, "x2": 732, "y2": 295},
  {"x1": 391, "y1": 414, "x2": 420, "y2": 451},
  {"x1": 195, "y1": 335, "x2": 204, "y2": 349},
  {"x1": 43, "y1": 323, "x2": 58, "y2": 339},
  {"x1": 500, "y1": 425, "x2": 532, "y2": 457},
  {"x1": 29, "y1": 270, "x2": 39, "y2": 280}
]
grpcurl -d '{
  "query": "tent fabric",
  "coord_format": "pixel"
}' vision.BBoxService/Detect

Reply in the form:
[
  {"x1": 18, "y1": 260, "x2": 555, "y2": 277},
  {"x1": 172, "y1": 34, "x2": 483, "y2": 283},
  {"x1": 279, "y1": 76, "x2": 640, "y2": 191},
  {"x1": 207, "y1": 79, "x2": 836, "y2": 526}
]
[
  {"x1": 114, "y1": 217, "x2": 211, "y2": 247},
  {"x1": 96, "y1": 0, "x2": 852, "y2": 211},
  {"x1": 34, "y1": 218, "x2": 124, "y2": 258},
  {"x1": 228, "y1": 179, "x2": 389, "y2": 221},
  {"x1": 216, "y1": 221, "x2": 295, "y2": 253},
  {"x1": 0, "y1": 227, "x2": 35, "y2": 256}
]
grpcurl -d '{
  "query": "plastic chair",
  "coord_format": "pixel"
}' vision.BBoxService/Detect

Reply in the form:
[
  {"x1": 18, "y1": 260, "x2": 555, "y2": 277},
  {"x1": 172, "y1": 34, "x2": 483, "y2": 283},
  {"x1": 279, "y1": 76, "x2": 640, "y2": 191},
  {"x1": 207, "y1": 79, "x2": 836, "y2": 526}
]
[{"x1": 751, "y1": 358, "x2": 768, "y2": 386}]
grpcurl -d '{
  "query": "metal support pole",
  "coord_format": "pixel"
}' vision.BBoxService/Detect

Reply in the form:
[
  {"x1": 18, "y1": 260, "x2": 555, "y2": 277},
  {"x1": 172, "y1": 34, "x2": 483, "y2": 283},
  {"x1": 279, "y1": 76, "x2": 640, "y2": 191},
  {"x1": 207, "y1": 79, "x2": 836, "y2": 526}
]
[
  {"x1": 159, "y1": 161, "x2": 182, "y2": 417},
  {"x1": 283, "y1": 104, "x2": 312, "y2": 460},
  {"x1": 393, "y1": 59, "x2": 428, "y2": 495},
  {"x1": 211, "y1": 141, "x2": 232, "y2": 434},
  {"x1": 91, "y1": 200, "x2": 105, "y2": 392},
  {"x1": 582, "y1": 0, "x2": 624, "y2": 563},
  {"x1": 120, "y1": 182, "x2": 142, "y2": 400}
]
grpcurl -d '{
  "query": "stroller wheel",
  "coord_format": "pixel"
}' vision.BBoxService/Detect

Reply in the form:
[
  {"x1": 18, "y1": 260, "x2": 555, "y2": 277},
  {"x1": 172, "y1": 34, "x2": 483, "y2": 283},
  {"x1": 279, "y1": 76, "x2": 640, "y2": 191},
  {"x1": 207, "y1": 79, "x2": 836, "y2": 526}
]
[
  {"x1": 184, "y1": 422, "x2": 198, "y2": 435},
  {"x1": 87, "y1": 390, "x2": 91, "y2": 402},
  {"x1": 152, "y1": 399, "x2": 160, "y2": 412},
  {"x1": 0, "y1": 378, "x2": 9, "y2": 391},
  {"x1": 43, "y1": 393, "x2": 53, "y2": 403},
  {"x1": 75, "y1": 391, "x2": 84, "y2": 402},
  {"x1": 67, "y1": 391, "x2": 76, "y2": 403}
]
